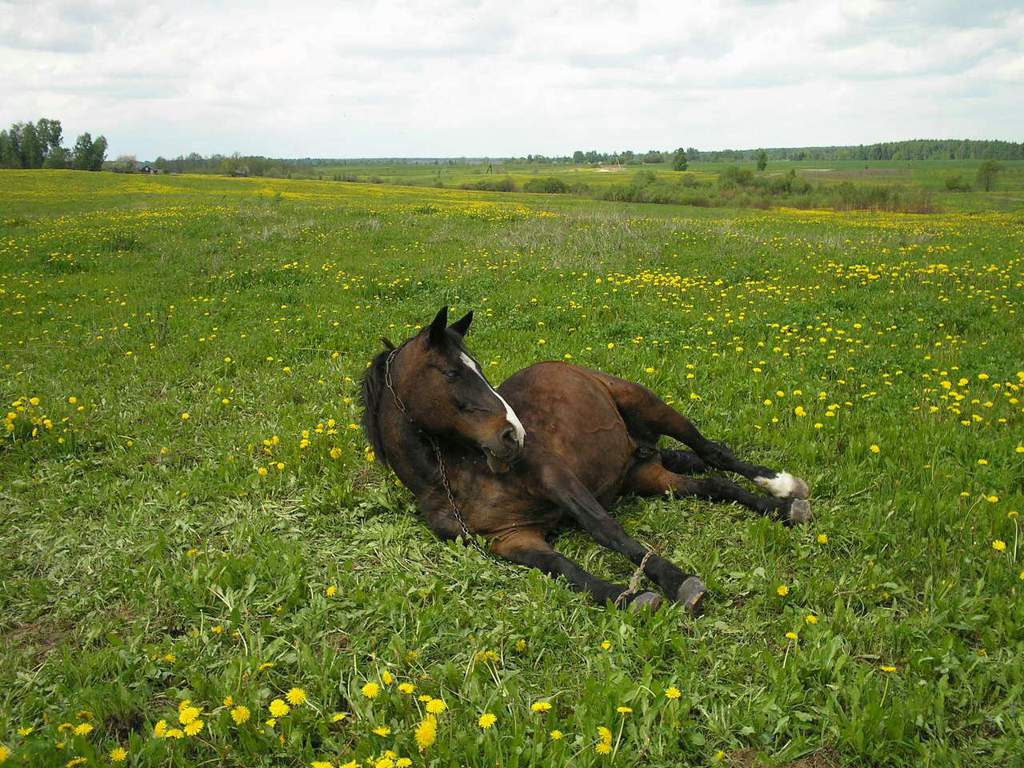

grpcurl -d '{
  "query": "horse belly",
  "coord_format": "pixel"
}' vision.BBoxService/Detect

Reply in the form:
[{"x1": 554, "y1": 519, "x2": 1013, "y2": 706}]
[{"x1": 500, "y1": 363, "x2": 636, "y2": 503}]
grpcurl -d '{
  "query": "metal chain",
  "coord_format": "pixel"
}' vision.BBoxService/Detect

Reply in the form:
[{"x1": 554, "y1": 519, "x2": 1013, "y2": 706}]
[{"x1": 384, "y1": 346, "x2": 492, "y2": 559}]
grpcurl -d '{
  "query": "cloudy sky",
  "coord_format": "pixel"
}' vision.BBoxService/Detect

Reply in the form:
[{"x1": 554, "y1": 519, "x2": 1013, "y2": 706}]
[{"x1": 2, "y1": 0, "x2": 1022, "y2": 159}]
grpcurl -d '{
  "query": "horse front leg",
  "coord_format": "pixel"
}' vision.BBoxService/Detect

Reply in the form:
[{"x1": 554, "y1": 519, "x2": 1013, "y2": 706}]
[
  {"x1": 535, "y1": 464, "x2": 708, "y2": 615},
  {"x1": 489, "y1": 531, "x2": 663, "y2": 612}
]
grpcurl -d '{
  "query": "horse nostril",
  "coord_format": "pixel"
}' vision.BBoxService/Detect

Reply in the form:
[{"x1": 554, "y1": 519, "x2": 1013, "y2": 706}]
[{"x1": 501, "y1": 426, "x2": 518, "y2": 449}]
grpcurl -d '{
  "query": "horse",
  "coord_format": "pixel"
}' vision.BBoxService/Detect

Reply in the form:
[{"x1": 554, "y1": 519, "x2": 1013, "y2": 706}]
[{"x1": 361, "y1": 307, "x2": 811, "y2": 614}]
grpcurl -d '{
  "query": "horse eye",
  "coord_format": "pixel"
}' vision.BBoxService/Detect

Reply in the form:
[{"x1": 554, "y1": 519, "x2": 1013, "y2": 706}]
[{"x1": 444, "y1": 369, "x2": 459, "y2": 382}]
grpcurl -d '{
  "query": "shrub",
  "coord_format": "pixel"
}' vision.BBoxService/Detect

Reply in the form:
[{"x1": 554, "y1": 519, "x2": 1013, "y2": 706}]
[{"x1": 523, "y1": 177, "x2": 569, "y2": 194}]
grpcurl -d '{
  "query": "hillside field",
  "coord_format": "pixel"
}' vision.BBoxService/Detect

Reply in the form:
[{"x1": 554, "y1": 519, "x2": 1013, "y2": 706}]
[{"x1": 1, "y1": 169, "x2": 1023, "y2": 767}]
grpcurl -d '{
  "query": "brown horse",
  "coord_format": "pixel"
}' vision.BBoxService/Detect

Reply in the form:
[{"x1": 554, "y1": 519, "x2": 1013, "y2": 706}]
[{"x1": 361, "y1": 307, "x2": 811, "y2": 614}]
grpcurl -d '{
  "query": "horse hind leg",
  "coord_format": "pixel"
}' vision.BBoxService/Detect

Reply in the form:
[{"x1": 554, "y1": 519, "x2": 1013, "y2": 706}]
[
  {"x1": 596, "y1": 373, "x2": 810, "y2": 500},
  {"x1": 628, "y1": 461, "x2": 812, "y2": 526}
]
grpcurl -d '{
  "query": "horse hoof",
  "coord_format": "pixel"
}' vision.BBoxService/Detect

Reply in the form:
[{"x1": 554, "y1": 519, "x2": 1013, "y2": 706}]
[
  {"x1": 790, "y1": 476, "x2": 810, "y2": 500},
  {"x1": 787, "y1": 498, "x2": 813, "y2": 525},
  {"x1": 628, "y1": 591, "x2": 663, "y2": 612},
  {"x1": 676, "y1": 577, "x2": 707, "y2": 616}
]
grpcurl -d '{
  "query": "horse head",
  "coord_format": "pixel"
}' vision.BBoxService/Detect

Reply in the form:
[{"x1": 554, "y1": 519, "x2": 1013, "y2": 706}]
[{"x1": 392, "y1": 306, "x2": 525, "y2": 473}]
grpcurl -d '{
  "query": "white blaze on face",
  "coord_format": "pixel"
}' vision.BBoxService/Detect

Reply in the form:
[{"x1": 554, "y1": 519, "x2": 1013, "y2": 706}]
[{"x1": 459, "y1": 352, "x2": 526, "y2": 447}]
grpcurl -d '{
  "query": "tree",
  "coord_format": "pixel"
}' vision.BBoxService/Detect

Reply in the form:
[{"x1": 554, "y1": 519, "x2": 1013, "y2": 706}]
[
  {"x1": 36, "y1": 118, "x2": 63, "y2": 159},
  {"x1": 671, "y1": 147, "x2": 688, "y2": 171},
  {"x1": 975, "y1": 160, "x2": 1001, "y2": 192},
  {"x1": 756, "y1": 149, "x2": 768, "y2": 171},
  {"x1": 572, "y1": 150, "x2": 585, "y2": 164},
  {"x1": 18, "y1": 122, "x2": 44, "y2": 168}
]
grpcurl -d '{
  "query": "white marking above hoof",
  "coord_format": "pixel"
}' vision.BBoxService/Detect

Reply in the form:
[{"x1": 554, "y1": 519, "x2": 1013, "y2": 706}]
[{"x1": 756, "y1": 472, "x2": 801, "y2": 498}]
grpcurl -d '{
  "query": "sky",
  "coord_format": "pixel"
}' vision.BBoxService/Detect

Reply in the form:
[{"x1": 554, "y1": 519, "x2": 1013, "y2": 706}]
[{"x1": 1, "y1": 0, "x2": 1022, "y2": 159}]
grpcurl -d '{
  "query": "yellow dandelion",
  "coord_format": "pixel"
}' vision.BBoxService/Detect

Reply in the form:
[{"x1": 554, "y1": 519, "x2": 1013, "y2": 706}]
[
  {"x1": 180, "y1": 412, "x2": 190, "y2": 421},
  {"x1": 311, "y1": 762, "x2": 334, "y2": 768},
  {"x1": 992, "y1": 539, "x2": 1006, "y2": 552},
  {"x1": 785, "y1": 631, "x2": 799, "y2": 641},
  {"x1": 599, "y1": 640, "x2": 612, "y2": 651},
  {"x1": 361, "y1": 682, "x2": 380, "y2": 699},
  {"x1": 0, "y1": 746, "x2": 11, "y2": 764},
  {"x1": 595, "y1": 741, "x2": 612, "y2": 755},
  {"x1": 178, "y1": 705, "x2": 201, "y2": 725},
  {"x1": 372, "y1": 725, "x2": 391, "y2": 737},
  {"x1": 776, "y1": 584, "x2": 789, "y2": 597},
  {"x1": 73, "y1": 723, "x2": 93, "y2": 736},
  {"x1": 415, "y1": 715, "x2": 437, "y2": 751},
  {"x1": 110, "y1": 746, "x2": 128, "y2": 763},
  {"x1": 880, "y1": 665, "x2": 897, "y2": 673},
  {"x1": 531, "y1": 701, "x2": 552, "y2": 713},
  {"x1": 286, "y1": 687, "x2": 307, "y2": 706},
  {"x1": 231, "y1": 705, "x2": 250, "y2": 725},
  {"x1": 478, "y1": 712, "x2": 497, "y2": 728},
  {"x1": 330, "y1": 712, "x2": 348, "y2": 723},
  {"x1": 869, "y1": 444, "x2": 880, "y2": 454},
  {"x1": 154, "y1": 720, "x2": 168, "y2": 738},
  {"x1": 325, "y1": 585, "x2": 337, "y2": 597},
  {"x1": 398, "y1": 683, "x2": 415, "y2": 694},
  {"x1": 381, "y1": 671, "x2": 394, "y2": 685},
  {"x1": 184, "y1": 719, "x2": 204, "y2": 736},
  {"x1": 425, "y1": 698, "x2": 447, "y2": 715},
  {"x1": 665, "y1": 686, "x2": 681, "y2": 700},
  {"x1": 616, "y1": 706, "x2": 632, "y2": 714},
  {"x1": 550, "y1": 729, "x2": 564, "y2": 740},
  {"x1": 805, "y1": 614, "x2": 818, "y2": 624},
  {"x1": 817, "y1": 533, "x2": 828, "y2": 544},
  {"x1": 269, "y1": 698, "x2": 290, "y2": 717},
  {"x1": 396, "y1": 759, "x2": 412, "y2": 768},
  {"x1": 597, "y1": 726, "x2": 612, "y2": 743}
]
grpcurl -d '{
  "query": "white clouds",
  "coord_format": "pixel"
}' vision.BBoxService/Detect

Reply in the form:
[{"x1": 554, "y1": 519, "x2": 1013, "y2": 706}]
[{"x1": 1, "y1": 0, "x2": 1021, "y2": 158}]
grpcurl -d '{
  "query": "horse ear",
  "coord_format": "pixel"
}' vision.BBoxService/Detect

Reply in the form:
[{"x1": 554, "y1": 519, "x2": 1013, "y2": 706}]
[
  {"x1": 428, "y1": 306, "x2": 449, "y2": 347},
  {"x1": 449, "y1": 310, "x2": 473, "y2": 338}
]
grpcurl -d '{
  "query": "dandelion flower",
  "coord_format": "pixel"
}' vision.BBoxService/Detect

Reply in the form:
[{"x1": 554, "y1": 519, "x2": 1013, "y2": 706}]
[
  {"x1": 616, "y1": 706, "x2": 632, "y2": 714},
  {"x1": 110, "y1": 746, "x2": 128, "y2": 763},
  {"x1": 311, "y1": 762, "x2": 334, "y2": 768},
  {"x1": 515, "y1": 639, "x2": 527, "y2": 652},
  {"x1": 330, "y1": 712, "x2": 348, "y2": 722},
  {"x1": 269, "y1": 699, "x2": 290, "y2": 717},
  {"x1": 0, "y1": 746, "x2": 12, "y2": 764},
  {"x1": 869, "y1": 444, "x2": 880, "y2": 454},
  {"x1": 880, "y1": 665, "x2": 897, "y2": 673},
  {"x1": 231, "y1": 705, "x2": 250, "y2": 725},
  {"x1": 478, "y1": 712, "x2": 497, "y2": 728},
  {"x1": 330, "y1": 447, "x2": 342, "y2": 460},
  {"x1": 325, "y1": 585, "x2": 337, "y2": 597},
  {"x1": 595, "y1": 742, "x2": 612, "y2": 755},
  {"x1": 425, "y1": 698, "x2": 447, "y2": 715},
  {"x1": 665, "y1": 686, "x2": 681, "y2": 700},
  {"x1": 184, "y1": 719, "x2": 204, "y2": 736},
  {"x1": 531, "y1": 701, "x2": 552, "y2": 713},
  {"x1": 785, "y1": 631, "x2": 799, "y2": 641},
  {"x1": 361, "y1": 682, "x2": 380, "y2": 699},
  {"x1": 415, "y1": 715, "x2": 437, "y2": 751},
  {"x1": 73, "y1": 723, "x2": 93, "y2": 737},
  {"x1": 286, "y1": 687, "x2": 307, "y2": 706},
  {"x1": 599, "y1": 640, "x2": 612, "y2": 651},
  {"x1": 992, "y1": 540, "x2": 1006, "y2": 552},
  {"x1": 154, "y1": 720, "x2": 168, "y2": 738},
  {"x1": 550, "y1": 729, "x2": 563, "y2": 740},
  {"x1": 776, "y1": 584, "x2": 789, "y2": 597},
  {"x1": 396, "y1": 759, "x2": 411, "y2": 768},
  {"x1": 381, "y1": 671, "x2": 394, "y2": 685},
  {"x1": 398, "y1": 683, "x2": 415, "y2": 695},
  {"x1": 597, "y1": 726, "x2": 612, "y2": 743},
  {"x1": 178, "y1": 705, "x2": 201, "y2": 725},
  {"x1": 372, "y1": 725, "x2": 391, "y2": 737},
  {"x1": 816, "y1": 533, "x2": 828, "y2": 544}
]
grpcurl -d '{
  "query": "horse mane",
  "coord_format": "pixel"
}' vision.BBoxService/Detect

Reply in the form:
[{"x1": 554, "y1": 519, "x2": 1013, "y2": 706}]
[{"x1": 360, "y1": 338, "x2": 397, "y2": 469}]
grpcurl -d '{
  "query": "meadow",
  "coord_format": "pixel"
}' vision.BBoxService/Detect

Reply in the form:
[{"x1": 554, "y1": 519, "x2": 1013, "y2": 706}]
[{"x1": 1, "y1": 168, "x2": 1022, "y2": 767}]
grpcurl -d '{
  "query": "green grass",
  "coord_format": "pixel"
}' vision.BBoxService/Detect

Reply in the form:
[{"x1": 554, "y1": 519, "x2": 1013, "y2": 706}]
[{"x1": 1, "y1": 169, "x2": 1023, "y2": 767}]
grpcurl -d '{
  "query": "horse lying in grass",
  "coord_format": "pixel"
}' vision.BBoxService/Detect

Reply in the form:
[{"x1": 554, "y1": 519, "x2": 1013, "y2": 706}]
[{"x1": 361, "y1": 307, "x2": 811, "y2": 614}]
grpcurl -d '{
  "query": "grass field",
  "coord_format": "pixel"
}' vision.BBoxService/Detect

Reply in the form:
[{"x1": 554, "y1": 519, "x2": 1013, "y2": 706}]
[{"x1": 1, "y1": 169, "x2": 1023, "y2": 767}]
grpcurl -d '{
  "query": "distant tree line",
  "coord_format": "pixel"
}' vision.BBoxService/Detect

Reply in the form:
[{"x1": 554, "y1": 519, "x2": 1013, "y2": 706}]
[
  {"x1": 690, "y1": 139, "x2": 1024, "y2": 162},
  {"x1": 0, "y1": 118, "x2": 107, "y2": 170}
]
